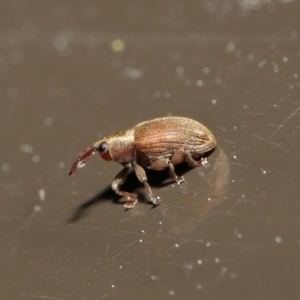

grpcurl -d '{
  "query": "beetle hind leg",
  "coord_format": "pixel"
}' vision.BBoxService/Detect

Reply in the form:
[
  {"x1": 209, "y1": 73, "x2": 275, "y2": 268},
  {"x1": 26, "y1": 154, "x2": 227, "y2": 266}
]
[
  {"x1": 171, "y1": 148, "x2": 203, "y2": 168},
  {"x1": 148, "y1": 157, "x2": 184, "y2": 185},
  {"x1": 167, "y1": 160, "x2": 184, "y2": 185}
]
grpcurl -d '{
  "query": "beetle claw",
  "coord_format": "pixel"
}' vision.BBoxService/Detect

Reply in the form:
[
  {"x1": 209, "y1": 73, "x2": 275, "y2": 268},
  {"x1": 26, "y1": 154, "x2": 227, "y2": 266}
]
[
  {"x1": 124, "y1": 200, "x2": 137, "y2": 209},
  {"x1": 151, "y1": 196, "x2": 161, "y2": 206},
  {"x1": 175, "y1": 176, "x2": 185, "y2": 185}
]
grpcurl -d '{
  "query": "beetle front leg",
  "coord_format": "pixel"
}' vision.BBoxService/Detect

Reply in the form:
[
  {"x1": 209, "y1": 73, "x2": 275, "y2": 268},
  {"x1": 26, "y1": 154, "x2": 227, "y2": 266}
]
[
  {"x1": 111, "y1": 167, "x2": 138, "y2": 209},
  {"x1": 132, "y1": 162, "x2": 161, "y2": 206}
]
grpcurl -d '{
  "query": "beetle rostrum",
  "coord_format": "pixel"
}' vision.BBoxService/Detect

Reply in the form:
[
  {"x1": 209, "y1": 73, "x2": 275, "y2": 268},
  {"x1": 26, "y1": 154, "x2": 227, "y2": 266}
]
[{"x1": 68, "y1": 116, "x2": 217, "y2": 209}]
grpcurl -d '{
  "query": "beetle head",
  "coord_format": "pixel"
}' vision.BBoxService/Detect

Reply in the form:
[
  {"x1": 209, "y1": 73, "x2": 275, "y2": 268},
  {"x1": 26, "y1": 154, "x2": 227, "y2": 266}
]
[
  {"x1": 68, "y1": 129, "x2": 135, "y2": 176},
  {"x1": 94, "y1": 129, "x2": 135, "y2": 164}
]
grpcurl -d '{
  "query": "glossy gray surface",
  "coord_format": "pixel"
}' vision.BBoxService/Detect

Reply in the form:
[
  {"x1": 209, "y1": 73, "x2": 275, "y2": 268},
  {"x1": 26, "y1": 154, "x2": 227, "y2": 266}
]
[{"x1": 1, "y1": 1, "x2": 300, "y2": 299}]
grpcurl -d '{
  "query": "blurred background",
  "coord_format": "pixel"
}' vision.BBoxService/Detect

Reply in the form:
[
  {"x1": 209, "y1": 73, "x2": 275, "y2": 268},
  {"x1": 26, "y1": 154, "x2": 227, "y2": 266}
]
[{"x1": 1, "y1": 0, "x2": 300, "y2": 299}]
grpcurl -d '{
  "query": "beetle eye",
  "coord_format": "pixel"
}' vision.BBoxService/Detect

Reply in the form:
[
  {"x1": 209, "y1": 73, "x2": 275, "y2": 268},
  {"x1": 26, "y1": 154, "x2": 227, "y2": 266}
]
[{"x1": 99, "y1": 142, "x2": 107, "y2": 153}]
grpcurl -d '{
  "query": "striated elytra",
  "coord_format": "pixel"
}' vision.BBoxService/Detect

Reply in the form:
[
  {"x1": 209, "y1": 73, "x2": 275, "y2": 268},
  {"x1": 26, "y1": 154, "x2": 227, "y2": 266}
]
[{"x1": 69, "y1": 117, "x2": 217, "y2": 209}]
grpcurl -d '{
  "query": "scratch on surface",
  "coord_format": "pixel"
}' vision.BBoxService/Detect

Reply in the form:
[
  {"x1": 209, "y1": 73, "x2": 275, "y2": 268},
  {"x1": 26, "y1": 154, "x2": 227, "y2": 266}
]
[
  {"x1": 270, "y1": 106, "x2": 300, "y2": 137},
  {"x1": 277, "y1": 93, "x2": 291, "y2": 104},
  {"x1": 250, "y1": 134, "x2": 282, "y2": 148},
  {"x1": 112, "y1": 240, "x2": 137, "y2": 259},
  {"x1": 20, "y1": 294, "x2": 69, "y2": 300}
]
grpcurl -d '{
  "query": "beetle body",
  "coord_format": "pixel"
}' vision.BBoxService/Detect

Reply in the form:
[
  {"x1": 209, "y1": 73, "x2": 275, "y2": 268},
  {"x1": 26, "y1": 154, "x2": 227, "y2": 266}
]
[{"x1": 69, "y1": 117, "x2": 216, "y2": 209}]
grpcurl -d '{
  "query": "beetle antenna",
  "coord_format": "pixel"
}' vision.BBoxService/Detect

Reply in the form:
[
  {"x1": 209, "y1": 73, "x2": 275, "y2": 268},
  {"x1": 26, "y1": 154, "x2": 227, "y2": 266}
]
[{"x1": 68, "y1": 146, "x2": 97, "y2": 176}]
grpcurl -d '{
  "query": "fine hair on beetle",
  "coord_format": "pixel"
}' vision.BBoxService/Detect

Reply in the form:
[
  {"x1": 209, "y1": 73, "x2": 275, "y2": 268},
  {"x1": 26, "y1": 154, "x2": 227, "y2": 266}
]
[{"x1": 69, "y1": 116, "x2": 217, "y2": 209}]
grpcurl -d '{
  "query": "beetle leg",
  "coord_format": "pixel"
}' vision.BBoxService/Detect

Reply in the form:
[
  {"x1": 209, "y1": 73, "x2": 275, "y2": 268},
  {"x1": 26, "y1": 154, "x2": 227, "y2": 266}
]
[
  {"x1": 148, "y1": 158, "x2": 184, "y2": 185},
  {"x1": 111, "y1": 167, "x2": 138, "y2": 209},
  {"x1": 132, "y1": 162, "x2": 161, "y2": 206},
  {"x1": 171, "y1": 148, "x2": 203, "y2": 168},
  {"x1": 167, "y1": 159, "x2": 185, "y2": 185}
]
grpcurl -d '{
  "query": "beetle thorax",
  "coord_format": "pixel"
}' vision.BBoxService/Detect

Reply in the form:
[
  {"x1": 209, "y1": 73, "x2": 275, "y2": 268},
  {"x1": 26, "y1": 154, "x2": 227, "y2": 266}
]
[{"x1": 107, "y1": 129, "x2": 135, "y2": 164}]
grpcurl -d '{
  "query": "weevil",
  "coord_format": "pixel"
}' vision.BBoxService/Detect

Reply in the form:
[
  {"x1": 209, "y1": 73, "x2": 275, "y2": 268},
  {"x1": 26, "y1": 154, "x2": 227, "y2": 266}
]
[{"x1": 68, "y1": 117, "x2": 216, "y2": 209}]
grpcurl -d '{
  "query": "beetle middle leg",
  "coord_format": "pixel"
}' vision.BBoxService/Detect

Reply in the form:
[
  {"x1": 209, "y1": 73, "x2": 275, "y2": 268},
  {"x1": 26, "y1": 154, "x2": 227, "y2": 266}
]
[
  {"x1": 111, "y1": 167, "x2": 138, "y2": 209},
  {"x1": 132, "y1": 162, "x2": 161, "y2": 207}
]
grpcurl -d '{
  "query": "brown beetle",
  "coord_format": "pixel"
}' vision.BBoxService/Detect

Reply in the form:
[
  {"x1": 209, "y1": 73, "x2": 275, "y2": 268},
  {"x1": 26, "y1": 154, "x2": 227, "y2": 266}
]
[{"x1": 69, "y1": 117, "x2": 216, "y2": 209}]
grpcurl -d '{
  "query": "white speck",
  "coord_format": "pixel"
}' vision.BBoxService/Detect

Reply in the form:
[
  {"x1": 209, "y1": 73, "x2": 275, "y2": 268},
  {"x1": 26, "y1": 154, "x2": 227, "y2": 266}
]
[
  {"x1": 291, "y1": 31, "x2": 297, "y2": 38},
  {"x1": 258, "y1": 59, "x2": 267, "y2": 68},
  {"x1": 34, "y1": 205, "x2": 42, "y2": 212},
  {"x1": 1, "y1": 163, "x2": 10, "y2": 172},
  {"x1": 294, "y1": 74, "x2": 298, "y2": 78},
  {"x1": 20, "y1": 144, "x2": 33, "y2": 153},
  {"x1": 197, "y1": 259, "x2": 203, "y2": 265},
  {"x1": 282, "y1": 57, "x2": 289, "y2": 63},
  {"x1": 169, "y1": 290, "x2": 175, "y2": 296},
  {"x1": 262, "y1": 169, "x2": 267, "y2": 175},
  {"x1": 139, "y1": 239, "x2": 143, "y2": 243},
  {"x1": 111, "y1": 284, "x2": 115, "y2": 288},
  {"x1": 176, "y1": 66, "x2": 184, "y2": 74},
  {"x1": 196, "y1": 79, "x2": 203, "y2": 87},
  {"x1": 215, "y1": 258, "x2": 220, "y2": 263},
  {"x1": 141, "y1": 230, "x2": 145, "y2": 234},
  {"x1": 165, "y1": 92, "x2": 171, "y2": 98},
  {"x1": 124, "y1": 68, "x2": 143, "y2": 79},
  {"x1": 119, "y1": 266, "x2": 123, "y2": 269},
  {"x1": 44, "y1": 117, "x2": 53, "y2": 126},
  {"x1": 226, "y1": 42, "x2": 236, "y2": 52},
  {"x1": 275, "y1": 236, "x2": 282, "y2": 243},
  {"x1": 220, "y1": 267, "x2": 228, "y2": 275},
  {"x1": 208, "y1": 197, "x2": 211, "y2": 202},
  {"x1": 38, "y1": 189, "x2": 45, "y2": 201},
  {"x1": 32, "y1": 155, "x2": 40, "y2": 163},
  {"x1": 196, "y1": 284, "x2": 202, "y2": 290},
  {"x1": 233, "y1": 126, "x2": 238, "y2": 130},
  {"x1": 211, "y1": 99, "x2": 217, "y2": 105},
  {"x1": 175, "y1": 244, "x2": 179, "y2": 248},
  {"x1": 111, "y1": 39, "x2": 125, "y2": 52},
  {"x1": 203, "y1": 67, "x2": 210, "y2": 74},
  {"x1": 53, "y1": 36, "x2": 69, "y2": 53},
  {"x1": 206, "y1": 242, "x2": 211, "y2": 247},
  {"x1": 234, "y1": 228, "x2": 243, "y2": 238},
  {"x1": 58, "y1": 162, "x2": 65, "y2": 168},
  {"x1": 233, "y1": 155, "x2": 237, "y2": 160},
  {"x1": 159, "y1": 221, "x2": 162, "y2": 225}
]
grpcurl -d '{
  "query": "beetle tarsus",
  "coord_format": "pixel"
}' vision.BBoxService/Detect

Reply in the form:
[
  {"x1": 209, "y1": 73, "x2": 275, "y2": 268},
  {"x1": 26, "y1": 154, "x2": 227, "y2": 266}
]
[
  {"x1": 124, "y1": 199, "x2": 138, "y2": 209},
  {"x1": 175, "y1": 176, "x2": 185, "y2": 185},
  {"x1": 151, "y1": 196, "x2": 161, "y2": 206}
]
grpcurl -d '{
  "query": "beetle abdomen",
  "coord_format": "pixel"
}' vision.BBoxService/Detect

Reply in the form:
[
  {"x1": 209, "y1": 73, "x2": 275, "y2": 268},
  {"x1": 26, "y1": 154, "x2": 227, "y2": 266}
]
[{"x1": 134, "y1": 117, "x2": 216, "y2": 159}]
